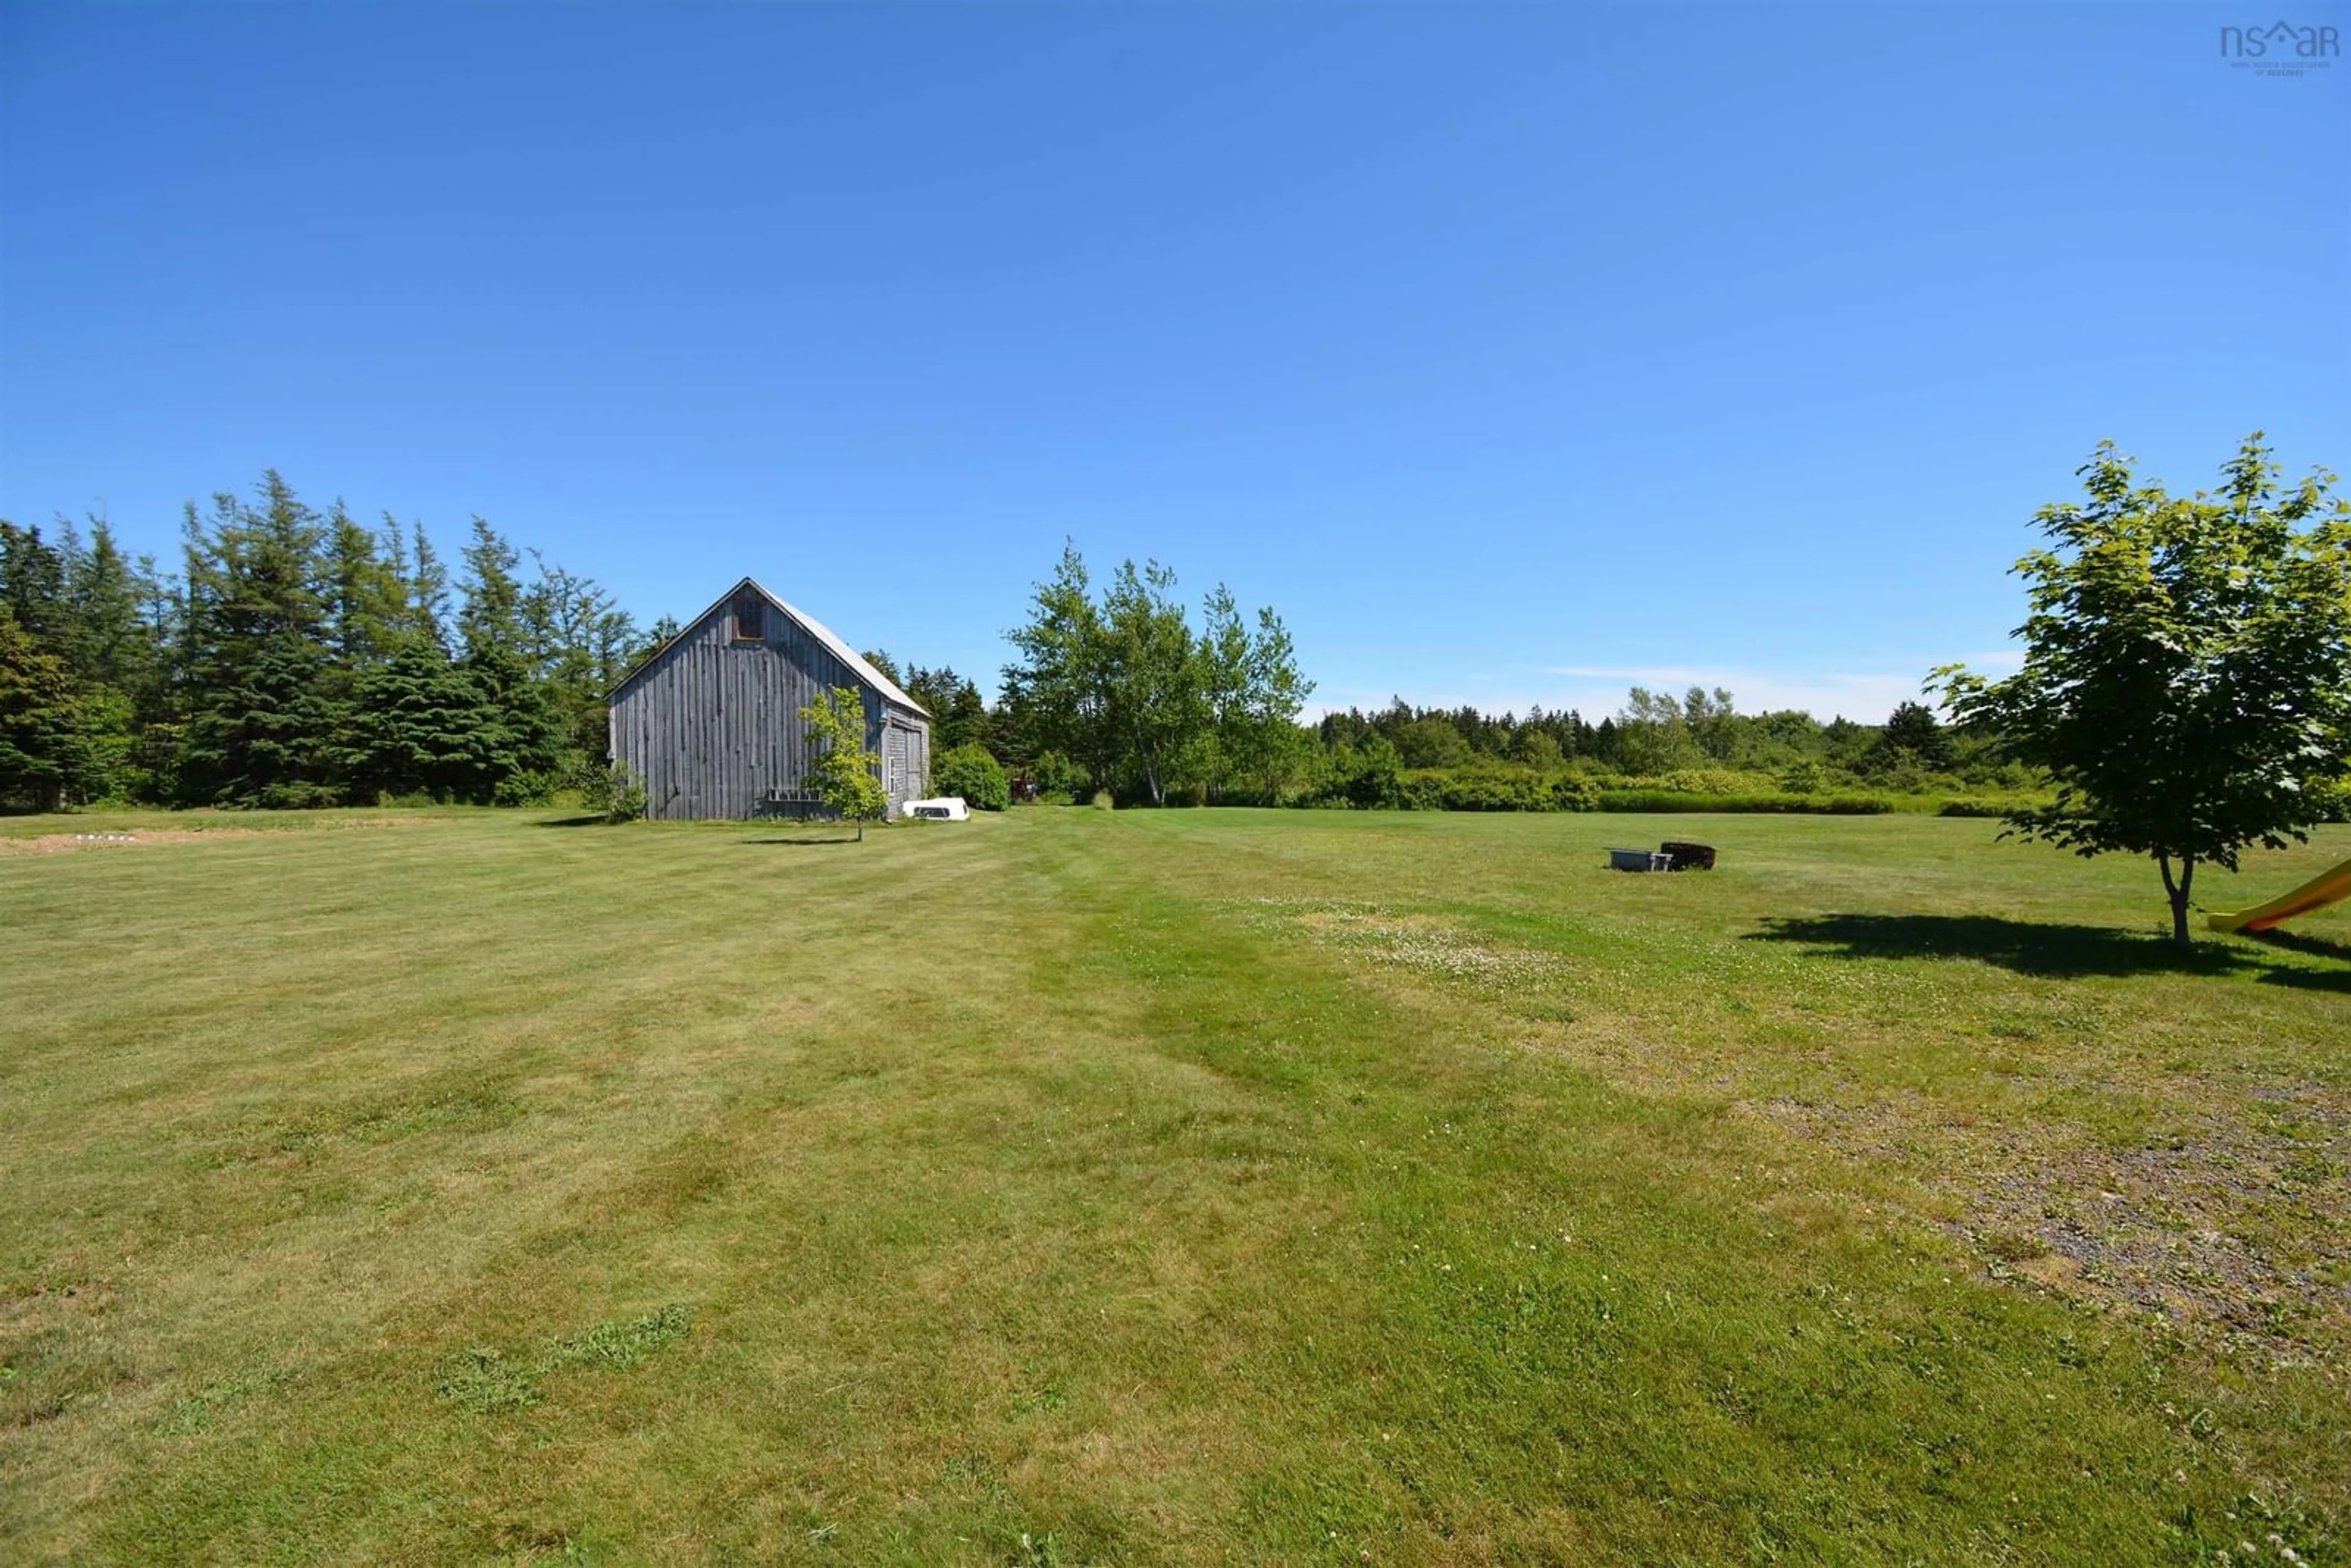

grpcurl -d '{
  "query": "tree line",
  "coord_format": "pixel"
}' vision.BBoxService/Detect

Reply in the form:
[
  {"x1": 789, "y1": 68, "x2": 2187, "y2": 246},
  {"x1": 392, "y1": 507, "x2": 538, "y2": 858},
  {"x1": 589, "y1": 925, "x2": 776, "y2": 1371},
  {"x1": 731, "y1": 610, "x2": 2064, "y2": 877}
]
[
  {"x1": 0, "y1": 479, "x2": 2002, "y2": 817},
  {"x1": 861, "y1": 541, "x2": 1992, "y2": 811},
  {"x1": 1, "y1": 473, "x2": 648, "y2": 810},
  {"x1": 1310, "y1": 689, "x2": 1976, "y2": 790}
]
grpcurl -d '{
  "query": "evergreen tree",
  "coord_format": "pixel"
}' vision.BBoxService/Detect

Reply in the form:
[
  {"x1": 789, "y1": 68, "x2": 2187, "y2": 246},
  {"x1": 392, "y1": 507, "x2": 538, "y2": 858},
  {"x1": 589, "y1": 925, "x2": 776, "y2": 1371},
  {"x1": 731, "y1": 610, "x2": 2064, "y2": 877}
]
[
  {"x1": 56, "y1": 521, "x2": 149, "y2": 689},
  {"x1": 633, "y1": 615, "x2": 681, "y2": 672},
  {"x1": 54, "y1": 520, "x2": 154, "y2": 801},
  {"x1": 520, "y1": 550, "x2": 636, "y2": 760},
  {"x1": 324, "y1": 503, "x2": 404, "y2": 669},
  {"x1": 0, "y1": 522, "x2": 70, "y2": 645},
  {"x1": 457, "y1": 516, "x2": 526, "y2": 656},
  {"x1": 311, "y1": 505, "x2": 405, "y2": 793},
  {"x1": 7, "y1": 475, "x2": 675, "y2": 809},
  {"x1": 0, "y1": 611, "x2": 90, "y2": 810},
  {"x1": 347, "y1": 637, "x2": 490, "y2": 800},
  {"x1": 1870, "y1": 700, "x2": 1953, "y2": 771},
  {"x1": 454, "y1": 517, "x2": 563, "y2": 798},
  {"x1": 178, "y1": 476, "x2": 343, "y2": 806},
  {"x1": 128, "y1": 549, "x2": 187, "y2": 800},
  {"x1": 903, "y1": 664, "x2": 993, "y2": 754},
  {"x1": 403, "y1": 517, "x2": 452, "y2": 648}
]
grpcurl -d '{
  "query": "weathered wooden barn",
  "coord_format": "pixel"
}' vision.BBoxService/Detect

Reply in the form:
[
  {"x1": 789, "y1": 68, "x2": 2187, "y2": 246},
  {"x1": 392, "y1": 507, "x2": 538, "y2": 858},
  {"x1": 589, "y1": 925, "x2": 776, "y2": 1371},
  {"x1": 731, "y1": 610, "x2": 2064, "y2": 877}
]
[{"x1": 608, "y1": 577, "x2": 931, "y2": 822}]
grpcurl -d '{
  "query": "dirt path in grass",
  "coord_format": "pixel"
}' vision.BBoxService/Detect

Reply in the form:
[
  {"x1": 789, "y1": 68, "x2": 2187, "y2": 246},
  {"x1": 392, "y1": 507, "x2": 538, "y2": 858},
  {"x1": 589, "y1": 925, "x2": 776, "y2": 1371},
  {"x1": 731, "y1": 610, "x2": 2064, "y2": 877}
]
[{"x1": 0, "y1": 829, "x2": 272, "y2": 854}]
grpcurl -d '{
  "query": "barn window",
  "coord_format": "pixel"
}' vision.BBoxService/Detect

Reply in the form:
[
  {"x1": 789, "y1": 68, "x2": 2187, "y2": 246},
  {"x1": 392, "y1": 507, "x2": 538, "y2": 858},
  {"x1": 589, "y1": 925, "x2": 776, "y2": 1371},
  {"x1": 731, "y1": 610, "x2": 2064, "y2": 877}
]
[{"x1": 732, "y1": 590, "x2": 765, "y2": 642}]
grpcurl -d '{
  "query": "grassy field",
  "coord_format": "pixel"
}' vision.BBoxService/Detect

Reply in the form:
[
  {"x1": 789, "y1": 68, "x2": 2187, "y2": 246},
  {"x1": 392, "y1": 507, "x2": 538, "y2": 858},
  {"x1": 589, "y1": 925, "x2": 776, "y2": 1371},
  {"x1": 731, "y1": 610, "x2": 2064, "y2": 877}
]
[{"x1": 3, "y1": 805, "x2": 2346, "y2": 1565}]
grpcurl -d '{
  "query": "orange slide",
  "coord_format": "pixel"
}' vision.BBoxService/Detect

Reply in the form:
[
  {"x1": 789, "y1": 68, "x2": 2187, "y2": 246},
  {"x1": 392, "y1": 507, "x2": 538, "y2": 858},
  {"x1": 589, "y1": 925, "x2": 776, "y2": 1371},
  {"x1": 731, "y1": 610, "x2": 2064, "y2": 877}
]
[{"x1": 2205, "y1": 855, "x2": 2351, "y2": 934}]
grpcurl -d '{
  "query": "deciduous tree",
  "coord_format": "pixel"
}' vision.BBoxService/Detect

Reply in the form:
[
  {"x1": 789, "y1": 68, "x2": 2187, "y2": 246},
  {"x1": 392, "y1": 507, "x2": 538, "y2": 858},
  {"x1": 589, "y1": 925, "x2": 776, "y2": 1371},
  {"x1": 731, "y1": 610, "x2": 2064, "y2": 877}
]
[
  {"x1": 1937, "y1": 435, "x2": 2351, "y2": 944},
  {"x1": 800, "y1": 685, "x2": 887, "y2": 839},
  {"x1": 1003, "y1": 544, "x2": 1311, "y2": 805}
]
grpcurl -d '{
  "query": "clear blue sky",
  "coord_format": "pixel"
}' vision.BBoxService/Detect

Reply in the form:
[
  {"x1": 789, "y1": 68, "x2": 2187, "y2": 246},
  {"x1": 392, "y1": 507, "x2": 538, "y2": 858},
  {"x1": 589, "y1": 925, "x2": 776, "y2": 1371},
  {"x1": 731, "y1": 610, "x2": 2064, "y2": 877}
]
[{"x1": 4, "y1": 4, "x2": 2345, "y2": 722}]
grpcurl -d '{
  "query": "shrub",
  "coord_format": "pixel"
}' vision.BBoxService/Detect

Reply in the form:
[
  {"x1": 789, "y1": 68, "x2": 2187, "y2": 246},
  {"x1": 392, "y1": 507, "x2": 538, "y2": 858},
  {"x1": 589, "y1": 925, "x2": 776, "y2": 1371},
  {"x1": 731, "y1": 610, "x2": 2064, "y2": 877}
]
[
  {"x1": 1090, "y1": 789, "x2": 1115, "y2": 811},
  {"x1": 1969, "y1": 760, "x2": 2047, "y2": 795},
  {"x1": 1397, "y1": 773, "x2": 1445, "y2": 811},
  {"x1": 1323, "y1": 737, "x2": 1403, "y2": 809},
  {"x1": 1441, "y1": 766, "x2": 1551, "y2": 812},
  {"x1": 575, "y1": 759, "x2": 648, "y2": 822},
  {"x1": 1451, "y1": 768, "x2": 1541, "y2": 812},
  {"x1": 492, "y1": 770, "x2": 558, "y2": 808},
  {"x1": 1779, "y1": 760, "x2": 1826, "y2": 795},
  {"x1": 1595, "y1": 790, "x2": 1894, "y2": 814},
  {"x1": 1329, "y1": 765, "x2": 1597, "y2": 814},
  {"x1": 1618, "y1": 768, "x2": 1782, "y2": 797},
  {"x1": 1030, "y1": 750, "x2": 1086, "y2": 803},
  {"x1": 932, "y1": 744, "x2": 1010, "y2": 811},
  {"x1": 1939, "y1": 797, "x2": 2034, "y2": 819},
  {"x1": 1551, "y1": 773, "x2": 1600, "y2": 812},
  {"x1": 255, "y1": 780, "x2": 344, "y2": 809},
  {"x1": 1299, "y1": 761, "x2": 1599, "y2": 814}
]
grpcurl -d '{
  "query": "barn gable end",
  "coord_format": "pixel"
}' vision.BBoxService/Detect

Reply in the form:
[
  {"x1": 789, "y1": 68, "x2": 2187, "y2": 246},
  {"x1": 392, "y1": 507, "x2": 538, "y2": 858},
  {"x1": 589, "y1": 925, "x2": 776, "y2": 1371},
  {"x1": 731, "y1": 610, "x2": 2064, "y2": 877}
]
[{"x1": 607, "y1": 578, "x2": 930, "y2": 822}]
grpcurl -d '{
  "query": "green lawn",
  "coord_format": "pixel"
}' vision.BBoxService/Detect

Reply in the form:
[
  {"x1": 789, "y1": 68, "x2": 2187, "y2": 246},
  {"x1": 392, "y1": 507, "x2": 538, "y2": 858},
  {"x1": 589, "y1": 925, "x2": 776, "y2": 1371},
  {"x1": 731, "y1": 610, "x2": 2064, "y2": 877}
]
[{"x1": 2, "y1": 806, "x2": 2345, "y2": 1564}]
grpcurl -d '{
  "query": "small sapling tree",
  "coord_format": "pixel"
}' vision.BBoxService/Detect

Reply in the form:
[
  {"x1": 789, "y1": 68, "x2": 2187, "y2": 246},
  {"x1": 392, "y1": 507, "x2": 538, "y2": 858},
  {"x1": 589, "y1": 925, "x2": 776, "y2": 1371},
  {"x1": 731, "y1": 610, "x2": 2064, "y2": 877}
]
[
  {"x1": 1937, "y1": 435, "x2": 2351, "y2": 945},
  {"x1": 800, "y1": 685, "x2": 887, "y2": 840}
]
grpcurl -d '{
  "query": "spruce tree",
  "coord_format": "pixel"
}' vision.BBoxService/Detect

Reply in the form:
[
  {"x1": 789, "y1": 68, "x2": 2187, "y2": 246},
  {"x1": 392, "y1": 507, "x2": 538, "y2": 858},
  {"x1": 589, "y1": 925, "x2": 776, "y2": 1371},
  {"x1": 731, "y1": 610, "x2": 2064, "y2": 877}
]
[
  {"x1": 348, "y1": 636, "x2": 486, "y2": 800},
  {"x1": 0, "y1": 521, "x2": 137, "y2": 806},
  {"x1": 454, "y1": 517, "x2": 563, "y2": 800},
  {"x1": 520, "y1": 550, "x2": 636, "y2": 760},
  {"x1": 324, "y1": 503, "x2": 404, "y2": 669},
  {"x1": 62, "y1": 520, "x2": 157, "y2": 693},
  {"x1": 0, "y1": 611, "x2": 88, "y2": 810},
  {"x1": 1, "y1": 522, "x2": 70, "y2": 643},
  {"x1": 178, "y1": 476, "x2": 343, "y2": 806}
]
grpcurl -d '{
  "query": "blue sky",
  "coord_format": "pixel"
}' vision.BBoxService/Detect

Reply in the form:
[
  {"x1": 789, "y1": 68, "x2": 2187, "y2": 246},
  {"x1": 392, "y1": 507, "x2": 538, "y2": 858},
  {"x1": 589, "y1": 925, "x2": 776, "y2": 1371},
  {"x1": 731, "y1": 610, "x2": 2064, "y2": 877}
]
[{"x1": 4, "y1": 4, "x2": 2345, "y2": 722}]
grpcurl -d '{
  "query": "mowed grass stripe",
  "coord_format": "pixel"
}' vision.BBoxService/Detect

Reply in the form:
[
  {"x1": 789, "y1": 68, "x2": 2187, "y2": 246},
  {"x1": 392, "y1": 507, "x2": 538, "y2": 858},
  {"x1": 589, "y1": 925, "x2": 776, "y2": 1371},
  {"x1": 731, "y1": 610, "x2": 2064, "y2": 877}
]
[{"x1": 1, "y1": 808, "x2": 2344, "y2": 1563}]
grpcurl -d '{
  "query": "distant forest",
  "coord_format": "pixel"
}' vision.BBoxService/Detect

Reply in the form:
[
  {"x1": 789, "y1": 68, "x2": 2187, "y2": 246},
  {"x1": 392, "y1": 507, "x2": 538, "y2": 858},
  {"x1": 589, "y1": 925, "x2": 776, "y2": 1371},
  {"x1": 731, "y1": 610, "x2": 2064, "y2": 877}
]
[{"x1": 4, "y1": 473, "x2": 2016, "y2": 814}]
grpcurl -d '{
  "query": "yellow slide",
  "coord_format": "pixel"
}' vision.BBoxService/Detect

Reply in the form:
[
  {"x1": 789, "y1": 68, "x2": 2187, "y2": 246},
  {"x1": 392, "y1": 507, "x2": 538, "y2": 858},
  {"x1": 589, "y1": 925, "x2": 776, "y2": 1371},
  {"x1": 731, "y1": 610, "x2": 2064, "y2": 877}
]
[{"x1": 2206, "y1": 855, "x2": 2351, "y2": 933}]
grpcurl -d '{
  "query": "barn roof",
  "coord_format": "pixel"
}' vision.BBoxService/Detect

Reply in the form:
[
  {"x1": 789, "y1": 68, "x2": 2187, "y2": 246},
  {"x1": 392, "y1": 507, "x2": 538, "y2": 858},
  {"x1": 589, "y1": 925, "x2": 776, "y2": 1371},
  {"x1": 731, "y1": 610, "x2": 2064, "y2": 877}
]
[{"x1": 610, "y1": 576, "x2": 930, "y2": 717}]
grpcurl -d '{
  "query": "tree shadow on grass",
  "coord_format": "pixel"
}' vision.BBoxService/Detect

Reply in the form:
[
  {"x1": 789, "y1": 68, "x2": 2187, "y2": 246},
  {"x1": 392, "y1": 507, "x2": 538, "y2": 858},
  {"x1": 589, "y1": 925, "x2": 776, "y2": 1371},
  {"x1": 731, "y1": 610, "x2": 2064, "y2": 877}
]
[
  {"x1": 532, "y1": 815, "x2": 612, "y2": 828},
  {"x1": 2247, "y1": 925, "x2": 2351, "y2": 963},
  {"x1": 1744, "y1": 913, "x2": 2351, "y2": 992},
  {"x1": 740, "y1": 835, "x2": 861, "y2": 847}
]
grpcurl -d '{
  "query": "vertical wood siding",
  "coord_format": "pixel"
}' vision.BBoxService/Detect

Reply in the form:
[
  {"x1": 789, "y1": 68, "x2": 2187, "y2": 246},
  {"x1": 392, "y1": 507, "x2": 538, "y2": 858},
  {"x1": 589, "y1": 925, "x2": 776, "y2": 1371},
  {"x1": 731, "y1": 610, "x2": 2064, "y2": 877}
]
[{"x1": 610, "y1": 593, "x2": 930, "y2": 821}]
